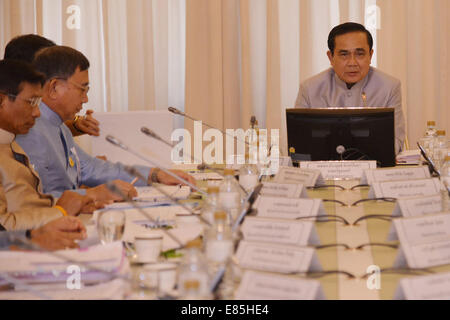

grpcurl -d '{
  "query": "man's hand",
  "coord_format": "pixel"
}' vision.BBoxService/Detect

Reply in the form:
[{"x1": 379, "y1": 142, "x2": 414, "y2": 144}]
[
  {"x1": 86, "y1": 180, "x2": 138, "y2": 202},
  {"x1": 66, "y1": 110, "x2": 100, "y2": 137},
  {"x1": 151, "y1": 169, "x2": 197, "y2": 188},
  {"x1": 30, "y1": 216, "x2": 87, "y2": 251},
  {"x1": 75, "y1": 110, "x2": 100, "y2": 136},
  {"x1": 56, "y1": 191, "x2": 95, "y2": 216}
]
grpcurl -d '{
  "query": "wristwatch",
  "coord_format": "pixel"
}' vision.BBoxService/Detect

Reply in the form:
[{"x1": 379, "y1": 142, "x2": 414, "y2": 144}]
[{"x1": 151, "y1": 168, "x2": 160, "y2": 184}]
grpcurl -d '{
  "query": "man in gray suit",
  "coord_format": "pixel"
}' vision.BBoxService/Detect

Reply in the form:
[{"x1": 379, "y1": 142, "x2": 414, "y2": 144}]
[{"x1": 295, "y1": 22, "x2": 405, "y2": 154}]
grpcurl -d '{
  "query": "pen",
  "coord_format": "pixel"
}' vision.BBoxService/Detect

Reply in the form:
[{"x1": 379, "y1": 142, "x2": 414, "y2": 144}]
[{"x1": 131, "y1": 177, "x2": 139, "y2": 185}]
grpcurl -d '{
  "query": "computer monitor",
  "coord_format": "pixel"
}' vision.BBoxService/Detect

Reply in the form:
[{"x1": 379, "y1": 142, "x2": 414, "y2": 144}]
[{"x1": 286, "y1": 108, "x2": 396, "y2": 167}]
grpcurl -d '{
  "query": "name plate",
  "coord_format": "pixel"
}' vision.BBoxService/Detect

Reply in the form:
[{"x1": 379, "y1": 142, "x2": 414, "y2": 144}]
[
  {"x1": 255, "y1": 196, "x2": 325, "y2": 219},
  {"x1": 369, "y1": 178, "x2": 442, "y2": 199},
  {"x1": 392, "y1": 194, "x2": 444, "y2": 217},
  {"x1": 260, "y1": 182, "x2": 307, "y2": 198},
  {"x1": 241, "y1": 217, "x2": 320, "y2": 246},
  {"x1": 300, "y1": 161, "x2": 376, "y2": 180},
  {"x1": 273, "y1": 166, "x2": 324, "y2": 187},
  {"x1": 235, "y1": 270, "x2": 325, "y2": 300},
  {"x1": 395, "y1": 272, "x2": 450, "y2": 300},
  {"x1": 361, "y1": 166, "x2": 431, "y2": 185},
  {"x1": 235, "y1": 241, "x2": 322, "y2": 274},
  {"x1": 392, "y1": 213, "x2": 450, "y2": 268}
]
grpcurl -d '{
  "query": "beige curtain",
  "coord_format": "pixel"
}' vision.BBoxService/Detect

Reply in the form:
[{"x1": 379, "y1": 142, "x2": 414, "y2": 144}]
[
  {"x1": 0, "y1": 0, "x2": 186, "y2": 118},
  {"x1": 185, "y1": 0, "x2": 450, "y2": 155}
]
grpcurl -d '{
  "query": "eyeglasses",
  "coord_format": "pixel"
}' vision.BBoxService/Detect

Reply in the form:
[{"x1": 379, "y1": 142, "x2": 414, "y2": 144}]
[
  {"x1": 0, "y1": 92, "x2": 42, "y2": 108},
  {"x1": 54, "y1": 78, "x2": 90, "y2": 95}
]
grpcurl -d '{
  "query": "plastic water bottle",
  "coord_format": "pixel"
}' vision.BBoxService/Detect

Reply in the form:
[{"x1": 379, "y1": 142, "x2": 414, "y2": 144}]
[
  {"x1": 205, "y1": 210, "x2": 235, "y2": 299},
  {"x1": 201, "y1": 186, "x2": 221, "y2": 225},
  {"x1": 177, "y1": 239, "x2": 211, "y2": 300},
  {"x1": 420, "y1": 121, "x2": 438, "y2": 160},
  {"x1": 433, "y1": 130, "x2": 447, "y2": 171},
  {"x1": 219, "y1": 169, "x2": 243, "y2": 222},
  {"x1": 441, "y1": 156, "x2": 450, "y2": 211},
  {"x1": 205, "y1": 211, "x2": 234, "y2": 271}
]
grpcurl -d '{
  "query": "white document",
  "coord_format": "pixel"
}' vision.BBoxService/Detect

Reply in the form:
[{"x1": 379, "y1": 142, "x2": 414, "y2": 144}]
[
  {"x1": 240, "y1": 217, "x2": 320, "y2": 246},
  {"x1": 395, "y1": 272, "x2": 450, "y2": 300},
  {"x1": 361, "y1": 166, "x2": 431, "y2": 185},
  {"x1": 392, "y1": 213, "x2": 450, "y2": 268},
  {"x1": 279, "y1": 156, "x2": 293, "y2": 167},
  {"x1": 134, "y1": 185, "x2": 191, "y2": 202},
  {"x1": 255, "y1": 196, "x2": 325, "y2": 219},
  {"x1": 300, "y1": 161, "x2": 376, "y2": 180},
  {"x1": 392, "y1": 194, "x2": 444, "y2": 217},
  {"x1": 235, "y1": 241, "x2": 322, "y2": 274},
  {"x1": 235, "y1": 270, "x2": 325, "y2": 300},
  {"x1": 0, "y1": 278, "x2": 126, "y2": 300},
  {"x1": 273, "y1": 166, "x2": 324, "y2": 187},
  {"x1": 260, "y1": 182, "x2": 308, "y2": 198},
  {"x1": 368, "y1": 178, "x2": 442, "y2": 199},
  {"x1": 190, "y1": 172, "x2": 224, "y2": 181}
]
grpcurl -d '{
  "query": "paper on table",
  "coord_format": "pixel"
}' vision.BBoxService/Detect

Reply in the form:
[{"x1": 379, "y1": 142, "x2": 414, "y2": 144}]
[
  {"x1": 134, "y1": 185, "x2": 190, "y2": 202},
  {"x1": 240, "y1": 217, "x2": 320, "y2": 246},
  {"x1": 273, "y1": 166, "x2": 324, "y2": 187},
  {"x1": 394, "y1": 272, "x2": 450, "y2": 300},
  {"x1": 260, "y1": 182, "x2": 308, "y2": 198},
  {"x1": 300, "y1": 160, "x2": 376, "y2": 180},
  {"x1": 235, "y1": 270, "x2": 325, "y2": 300},
  {"x1": 0, "y1": 278, "x2": 126, "y2": 300},
  {"x1": 361, "y1": 166, "x2": 430, "y2": 185}
]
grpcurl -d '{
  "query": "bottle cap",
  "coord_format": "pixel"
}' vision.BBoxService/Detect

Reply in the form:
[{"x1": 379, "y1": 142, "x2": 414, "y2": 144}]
[
  {"x1": 207, "y1": 186, "x2": 219, "y2": 194},
  {"x1": 427, "y1": 121, "x2": 436, "y2": 126},
  {"x1": 437, "y1": 130, "x2": 446, "y2": 136},
  {"x1": 214, "y1": 211, "x2": 227, "y2": 220},
  {"x1": 185, "y1": 238, "x2": 202, "y2": 249},
  {"x1": 184, "y1": 280, "x2": 200, "y2": 290},
  {"x1": 223, "y1": 168, "x2": 235, "y2": 176}
]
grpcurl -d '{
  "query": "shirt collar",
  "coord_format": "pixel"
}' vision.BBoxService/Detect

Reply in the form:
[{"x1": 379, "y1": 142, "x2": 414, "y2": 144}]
[
  {"x1": 40, "y1": 101, "x2": 64, "y2": 127},
  {"x1": 333, "y1": 67, "x2": 371, "y2": 92},
  {"x1": 0, "y1": 127, "x2": 15, "y2": 144}
]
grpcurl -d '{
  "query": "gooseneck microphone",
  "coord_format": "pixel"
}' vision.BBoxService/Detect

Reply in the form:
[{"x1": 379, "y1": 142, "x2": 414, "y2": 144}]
[
  {"x1": 120, "y1": 166, "x2": 211, "y2": 227},
  {"x1": 140, "y1": 127, "x2": 249, "y2": 196},
  {"x1": 105, "y1": 135, "x2": 206, "y2": 196},
  {"x1": 168, "y1": 107, "x2": 251, "y2": 146}
]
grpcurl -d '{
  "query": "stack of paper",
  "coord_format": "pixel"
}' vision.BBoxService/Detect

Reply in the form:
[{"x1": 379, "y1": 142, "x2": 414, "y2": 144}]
[
  {"x1": 396, "y1": 149, "x2": 421, "y2": 165},
  {"x1": 0, "y1": 242, "x2": 128, "y2": 300},
  {"x1": 134, "y1": 185, "x2": 191, "y2": 202}
]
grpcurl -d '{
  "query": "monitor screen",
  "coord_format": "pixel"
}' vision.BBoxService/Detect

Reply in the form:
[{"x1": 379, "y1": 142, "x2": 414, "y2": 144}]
[{"x1": 286, "y1": 108, "x2": 396, "y2": 167}]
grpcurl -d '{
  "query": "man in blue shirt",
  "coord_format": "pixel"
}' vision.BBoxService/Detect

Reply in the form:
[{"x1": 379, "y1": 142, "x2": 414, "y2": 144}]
[{"x1": 16, "y1": 46, "x2": 195, "y2": 201}]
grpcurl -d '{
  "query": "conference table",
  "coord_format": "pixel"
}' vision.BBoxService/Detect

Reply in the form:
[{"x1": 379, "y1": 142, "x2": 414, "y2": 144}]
[{"x1": 79, "y1": 170, "x2": 450, "y2": 300}]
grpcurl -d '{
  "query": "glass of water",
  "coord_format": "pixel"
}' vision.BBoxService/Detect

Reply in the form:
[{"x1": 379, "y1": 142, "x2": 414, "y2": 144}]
[{"x1": 97, "y1": 210, "x2": 126, "y2": 244}]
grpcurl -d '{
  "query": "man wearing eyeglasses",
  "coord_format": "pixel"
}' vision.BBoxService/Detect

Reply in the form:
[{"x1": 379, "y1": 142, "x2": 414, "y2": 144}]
[
  {"x1": 0, "y1": 59, "x2": 94, "y2": 239},
  {"x1": 295, "y1": 22, "x2": 405, "y2": 154},
  {"x1": 15, "y1": 46, "x2": 195, "y2": 202}
]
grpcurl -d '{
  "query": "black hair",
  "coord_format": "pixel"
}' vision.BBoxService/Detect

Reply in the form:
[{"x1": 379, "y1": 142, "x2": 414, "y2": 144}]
[
  {"x1": 4, "y1": 34, "x2": 56, "y2": 63},
  {"x1": 328, "y1": 22, "x2": 373, "y2": 55},
  {"x1": 33, "y1": 46, "x2": 90, "y2": 81},
  {"x1": 0, "y1": 59, "x2": 45, "y2": 99}
]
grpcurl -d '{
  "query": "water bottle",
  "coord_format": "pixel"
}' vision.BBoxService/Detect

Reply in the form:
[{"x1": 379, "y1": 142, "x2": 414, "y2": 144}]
[
  {"x1": 441, "y1": 156, "x2": 450, "y2": 211},
  {"x1": 420, "y1": 121, "x2": 438, "y2": 160},
  {"x1": 205, "y1": 210, "x2": 235, "y2": 299},
  {"x1": 433, "y1": 130, "x2": 447, "y2": 171},
  {"x1": 219, "y1": 169, "x2": 243, "y2": 222},
  {"x1": 201, "y1": 186, "x2": 221, "y2": 225},
  {"x1": 177, "y1": 239, "x2": 211, "y2": 299},
  {"x1": 205, "y1": 211, "x2": 234, "y2": 271}
]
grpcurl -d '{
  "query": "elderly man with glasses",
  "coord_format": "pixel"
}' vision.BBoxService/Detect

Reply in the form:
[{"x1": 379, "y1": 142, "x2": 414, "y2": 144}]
[{"x1": 15, "y1": 46, "x2": 195, "y2": 203}]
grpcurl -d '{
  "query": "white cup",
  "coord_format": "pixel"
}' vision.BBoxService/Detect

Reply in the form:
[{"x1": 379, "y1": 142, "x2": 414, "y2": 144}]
[
  {"x1": 143, "y1": 263, "x2": 177, "y2": 295},
  {"x1": 134, "y1": 235, "x2": 163, "y2": 263}
]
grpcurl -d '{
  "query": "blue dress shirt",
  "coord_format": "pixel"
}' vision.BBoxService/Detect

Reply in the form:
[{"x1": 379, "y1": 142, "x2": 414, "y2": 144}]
[{"x1": 16, "y1": 103, "x2": 151, "y2": 198}]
